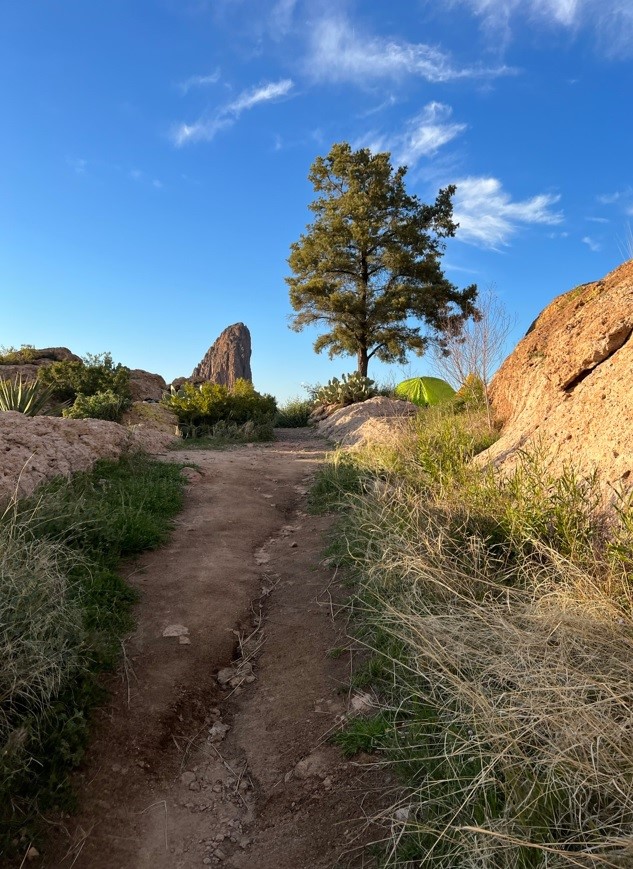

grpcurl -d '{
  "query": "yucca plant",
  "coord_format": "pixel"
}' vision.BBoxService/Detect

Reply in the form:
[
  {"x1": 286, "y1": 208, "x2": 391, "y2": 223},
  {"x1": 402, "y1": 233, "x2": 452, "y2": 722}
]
[{"x1": 0, "y1": 377, "x2": 56, "y2": 416}]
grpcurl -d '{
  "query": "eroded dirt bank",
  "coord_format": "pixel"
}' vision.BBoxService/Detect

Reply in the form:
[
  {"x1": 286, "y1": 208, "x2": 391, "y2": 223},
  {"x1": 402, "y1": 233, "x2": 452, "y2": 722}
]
[{"x1": 41, "y1": 430, "x2": 386, "y2": 869}]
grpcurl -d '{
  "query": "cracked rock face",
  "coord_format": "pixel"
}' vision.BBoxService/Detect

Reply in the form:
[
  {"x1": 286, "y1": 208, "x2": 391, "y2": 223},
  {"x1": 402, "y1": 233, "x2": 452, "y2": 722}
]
[
  {"x1": 481, "y1": 259, "x2": 633, "y2": 499},
  {"x1": 192, "y1": 323, "x2": 252, "y2": 388}
]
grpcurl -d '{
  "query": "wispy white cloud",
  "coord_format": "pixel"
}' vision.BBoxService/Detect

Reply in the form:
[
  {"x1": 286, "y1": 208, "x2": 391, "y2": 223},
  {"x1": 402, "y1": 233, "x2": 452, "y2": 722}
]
[
  {"x1": 452, "y1": 176, "x2": 563, "y2": 248},
  {"x1": 586, "y1": 216, "x2": 610, "y2": 223},
  {"x1": 360, "y1": 103, "x2": 467, "y2": 167},
  {"x1": 270, "y1": 0, "x2": 297, "y2": 38},
  {"x1": 172, "y1": 78, "x2": 294, "y2": 146},
  {"x1": 304, "y1": 14, "x2": 515, "y2": 84},
  {"x1": 178, "y1": 69, "x2": 221, "y2": 94},
  {"x1": 452, "y1": 0, "x2": 633, "y2": 55},
  {"x1": 582, "y1": 235, "x2": 601, "y2": 251}
]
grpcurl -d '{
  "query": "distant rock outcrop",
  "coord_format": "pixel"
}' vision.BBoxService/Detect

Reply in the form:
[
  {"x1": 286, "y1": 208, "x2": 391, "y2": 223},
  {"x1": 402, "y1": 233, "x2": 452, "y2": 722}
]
[
  {"x1": 481, "y1": 259, "x2": 633, "y2": 498},
  {"x1": 0, "y1": 347, "x2": 82, "y2": 383},
  {"x1": 191, "y1": 323, "x2": 252, "y2": 388}
]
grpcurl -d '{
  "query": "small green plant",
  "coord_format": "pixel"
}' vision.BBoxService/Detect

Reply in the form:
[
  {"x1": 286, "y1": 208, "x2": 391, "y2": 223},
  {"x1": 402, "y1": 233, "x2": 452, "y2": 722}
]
[
  {"x1": 314, "y1": 372, "x2": 376, "y2": 408},
  {"x1": 38, "y1": 352, "x2": 131, "y2": 405},
  {"x1": 62, "y1": 389, "x2": 130, "y2": 422},
  {"x1": 0, "y1": 376, "x2": 57, "y2": 415},
  {"x1": 331, "y1": 713, "x2": 393, "y2": 758}
]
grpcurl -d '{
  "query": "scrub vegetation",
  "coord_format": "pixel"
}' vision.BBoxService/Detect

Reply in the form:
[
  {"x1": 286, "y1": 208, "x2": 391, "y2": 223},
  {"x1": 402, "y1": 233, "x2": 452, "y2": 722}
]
[
  {"x1": 313, "y1": 404, "x2": 633, "y2": 867},
  {"x1": 0, "y1": 453, "x2": 186, "y2": 853}
]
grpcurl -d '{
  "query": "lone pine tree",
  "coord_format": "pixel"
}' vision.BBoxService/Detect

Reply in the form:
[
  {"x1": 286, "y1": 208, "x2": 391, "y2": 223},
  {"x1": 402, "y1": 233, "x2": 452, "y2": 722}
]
[{"x1": 287, "y1": 142, "x2": 478, "y2": 377}]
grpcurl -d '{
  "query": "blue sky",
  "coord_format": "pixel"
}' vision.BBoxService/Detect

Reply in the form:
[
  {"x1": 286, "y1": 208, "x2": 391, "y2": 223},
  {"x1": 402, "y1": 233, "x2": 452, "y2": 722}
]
[{"x1": 2, "y1": 0, "x2": 632, "y2": 401}]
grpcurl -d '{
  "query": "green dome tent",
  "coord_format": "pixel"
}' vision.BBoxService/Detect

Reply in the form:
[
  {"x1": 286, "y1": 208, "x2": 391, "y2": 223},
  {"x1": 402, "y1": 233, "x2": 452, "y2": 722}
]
[{"x1": 394, "y1": 376, "x2": 456, "y2": 407}]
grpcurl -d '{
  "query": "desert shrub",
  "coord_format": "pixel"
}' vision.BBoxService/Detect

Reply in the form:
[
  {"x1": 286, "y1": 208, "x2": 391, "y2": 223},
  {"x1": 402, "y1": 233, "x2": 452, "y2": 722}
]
[
  {"x1": 454, "y1": 372, "x2": 487, "y2": 410},
  {"x1": 62, "y1": 389, "x2": 129, "y2": 422},
  {"x1": 275, "y1": 396, "x2": 313, "y2": 427},
  {"x1": 315, "y1": 405, "x2": 633, "y2": 866},
  {"x1": 164, "y1": 379, "x2": 277, "y2": 435},
  {"x1": 172, "y1": 419, "x2": 275, "y2": 448},
  {"x1": 0, "y1": 454, "x2": 186, "y2": 851},
  {"x1": 38, "y1": 352, "x2": 131, "y2": 405},
  {"x1": 314, "y1": 372, "x2": 376, "y2": 408},
  {"x1": 0, "y1": 345, "x2": 37, "y2": 365},
  {"x1": 0, "y1": 377, "x2": 57, "y2": 416}
]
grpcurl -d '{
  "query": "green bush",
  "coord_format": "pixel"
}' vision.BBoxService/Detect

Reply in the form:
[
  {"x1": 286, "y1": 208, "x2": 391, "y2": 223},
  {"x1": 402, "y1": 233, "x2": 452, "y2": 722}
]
[
  {"x1": 38, "y1": 352, "x2": 131, "y2": 405},
  {"x1": 163, "y1": 378, "x2": 277, "y2": 435},
  {"x1": 63, "y1": 389, "x2": 129, "y2": 422},
  {"x1": 275, "y1": 396, "x2": 313, "y2": 427},
  {"x1": 0, "y1": 345, "x2": 37, "y2": 365}
]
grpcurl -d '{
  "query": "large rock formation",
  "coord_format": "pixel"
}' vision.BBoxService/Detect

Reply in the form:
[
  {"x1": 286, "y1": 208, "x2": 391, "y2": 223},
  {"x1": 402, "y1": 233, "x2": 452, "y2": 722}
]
[
  {"x1": 191, "y1": 323, "x2": 252, "y2": 388},
  {"x1": 0, "y1": 412, "x2": 176, "y2": 504},
  {"x1": 481, "y1": 260, "x2": 633, "y2": 497},
  {"x1": 0, "y1": 347, "x2": 82, "y2": 383}
]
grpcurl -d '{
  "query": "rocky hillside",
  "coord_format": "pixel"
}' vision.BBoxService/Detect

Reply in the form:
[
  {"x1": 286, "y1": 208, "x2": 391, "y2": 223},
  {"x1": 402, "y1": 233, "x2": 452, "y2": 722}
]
[{"x1": 483, "y1": 259, "x2": 633, "y2": 498}]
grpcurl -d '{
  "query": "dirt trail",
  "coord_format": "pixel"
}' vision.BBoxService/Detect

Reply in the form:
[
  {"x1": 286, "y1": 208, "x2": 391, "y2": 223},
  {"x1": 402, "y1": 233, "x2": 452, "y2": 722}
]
[{"x1": 43, "y1": 430, "x2": 387, "y2": 869}]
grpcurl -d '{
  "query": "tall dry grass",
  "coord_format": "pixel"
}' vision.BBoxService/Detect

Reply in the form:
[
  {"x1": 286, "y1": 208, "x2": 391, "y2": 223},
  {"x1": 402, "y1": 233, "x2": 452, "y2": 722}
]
[{"x1": 320, "y1": 407, "x2": 633, "y2": 867}]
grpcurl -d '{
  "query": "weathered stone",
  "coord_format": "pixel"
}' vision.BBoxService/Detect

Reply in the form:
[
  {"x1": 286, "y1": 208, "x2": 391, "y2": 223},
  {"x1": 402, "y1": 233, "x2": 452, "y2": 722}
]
[
  {"x1": 0, "y1": 412, "x2": 176, "y2": 505},
  {"x1": 0, "y1": 346, "x2": 82, "y2": 383},
  {"x1": 192, "y1": 323, "x2": 252, "y2": 388},
  {"x1": 316, "y1": 396, "x2": 418, "y2": 447},
  {"x1": 480, "y1": 259, "x2": 633, "y2": 501},
  {"x1": 128, "y1": 369, "x2": 167, "y2": 402}
]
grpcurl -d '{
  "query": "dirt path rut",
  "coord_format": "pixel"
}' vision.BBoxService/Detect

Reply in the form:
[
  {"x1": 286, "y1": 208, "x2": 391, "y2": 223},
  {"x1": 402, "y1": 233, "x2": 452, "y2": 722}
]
[{"x1": 44, "y1": 430, "x2": 386, "y2": 868}]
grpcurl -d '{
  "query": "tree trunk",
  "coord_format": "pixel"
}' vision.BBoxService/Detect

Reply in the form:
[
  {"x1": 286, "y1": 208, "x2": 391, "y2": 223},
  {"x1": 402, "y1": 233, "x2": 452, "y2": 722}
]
[{"x1": 357, "y1": 346, "x2": 369, "y2": 377}]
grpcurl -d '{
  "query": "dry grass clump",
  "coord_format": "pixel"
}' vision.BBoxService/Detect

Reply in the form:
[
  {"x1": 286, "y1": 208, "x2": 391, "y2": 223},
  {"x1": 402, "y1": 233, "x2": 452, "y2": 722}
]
[
  {"x1": 0, "y1": 501, "x2": 84, "y2": 804},
  {"x1": 322, "y1": 408, "x2": 633, "y2": 867}
]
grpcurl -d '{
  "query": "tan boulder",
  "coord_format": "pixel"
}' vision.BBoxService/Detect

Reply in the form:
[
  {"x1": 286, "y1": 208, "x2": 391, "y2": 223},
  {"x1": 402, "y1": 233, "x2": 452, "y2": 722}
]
[
  {"x1": 0, "y1": 411, "x2": 176, "y2": 504},
  {"x1": 481, "y1": 259, "x2": 633, "y2": 497},
  {"x1": 0, "y1": 347, "x2": 82, "y2": 383},
  {"x1": 128, "y1": 369, "x2": 167, "y2": 402},
  {"x1": 316, "y1": 396, "x2": 417, "y2": 448}
]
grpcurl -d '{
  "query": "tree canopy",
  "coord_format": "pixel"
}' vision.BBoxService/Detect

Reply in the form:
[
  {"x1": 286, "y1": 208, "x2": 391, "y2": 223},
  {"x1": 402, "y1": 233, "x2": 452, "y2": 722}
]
[{"x1": 286, "y1": 142, "x2": 478, "y2": 376}]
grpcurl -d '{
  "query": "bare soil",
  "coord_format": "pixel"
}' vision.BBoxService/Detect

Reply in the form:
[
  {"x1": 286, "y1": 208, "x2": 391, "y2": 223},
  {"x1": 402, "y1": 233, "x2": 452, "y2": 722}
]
[{"x1": 38, "y1": 430, "x2": 388, "y2": 869}]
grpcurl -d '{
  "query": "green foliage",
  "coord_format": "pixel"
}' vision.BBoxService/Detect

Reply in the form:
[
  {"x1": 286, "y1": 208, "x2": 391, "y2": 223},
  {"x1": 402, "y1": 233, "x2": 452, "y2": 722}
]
[
  {"x1": 171, "y1": 419, "x2": 275, "y2": 447},
  {"x1": 308, "y1": 451, "x2": 367, "y2": 513},
  {"x1": 0, "y1": 454, "x2": 186, "y2": 850},
  {"x1": 62, "y1": 389, "x2": 129, "y2": 421},
  {"x1": 275, "y1": 396, "x2": 314, "y2": 427},
  {"x1": 331, "y1": 712, "x2": 393, "y2": 758},
  {"x1": 0, "y1": 345, "x2": 37, "y2": 365},
  {"x1": 314, "y1": 372, "x2": 376, "y2": 407},
  {"x1": 287, "y1": 141, "x2": 478, "y2": 376},
  {"x1": 38, "y1": 352, "x2": 131, "y2": 405},
  {"x1": 0, "y1": 376, "x2": 57, "y2": 415},
  {"x1": 163, "y1": 378, "x2": 277, "y2": 435},
  {"x1": 453, "y1": 372, "x2": 487, "y2": 410}
]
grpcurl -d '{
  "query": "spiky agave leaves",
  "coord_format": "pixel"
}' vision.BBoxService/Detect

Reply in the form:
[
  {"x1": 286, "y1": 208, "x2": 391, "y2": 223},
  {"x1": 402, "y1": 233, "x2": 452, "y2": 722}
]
[{"x1": 0, "y1": 377, "x2": 56, "y2": 416}]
